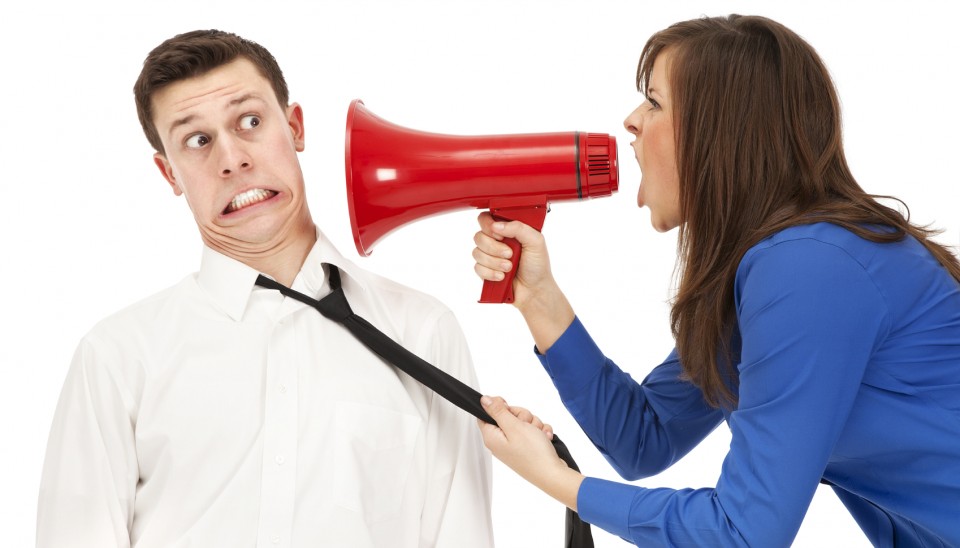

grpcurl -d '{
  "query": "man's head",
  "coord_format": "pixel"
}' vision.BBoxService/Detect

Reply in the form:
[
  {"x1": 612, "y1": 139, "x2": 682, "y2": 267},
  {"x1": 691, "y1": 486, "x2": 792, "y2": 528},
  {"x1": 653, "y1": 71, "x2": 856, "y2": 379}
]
[
  {"x1": 135, "y1": 29, "x2": 289, "y2": 155},
  {"x1": 136, "y1": 30, "x2": 315, "y2": 267}
]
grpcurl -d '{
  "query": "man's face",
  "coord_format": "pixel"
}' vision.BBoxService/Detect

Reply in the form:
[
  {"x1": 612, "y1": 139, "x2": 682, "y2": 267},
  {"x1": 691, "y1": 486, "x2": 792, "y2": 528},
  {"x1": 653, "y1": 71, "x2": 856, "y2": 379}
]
[{"x1": 152, "y1": 58, "x2": 312, "y2": 257}]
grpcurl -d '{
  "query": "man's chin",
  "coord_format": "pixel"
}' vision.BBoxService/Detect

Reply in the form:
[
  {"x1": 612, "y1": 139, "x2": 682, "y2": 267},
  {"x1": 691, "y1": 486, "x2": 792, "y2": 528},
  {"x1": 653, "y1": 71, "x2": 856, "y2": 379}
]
[{"x1": 205, "y1": 221, "x2": 314, "y2": 255}]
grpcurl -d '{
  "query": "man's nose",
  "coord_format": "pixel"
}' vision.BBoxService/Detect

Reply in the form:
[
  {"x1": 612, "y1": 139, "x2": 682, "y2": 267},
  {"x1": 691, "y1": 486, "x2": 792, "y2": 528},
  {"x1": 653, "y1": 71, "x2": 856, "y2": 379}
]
[{"x1": 218, "y1": 135, "x2": 252, "y2": 176}]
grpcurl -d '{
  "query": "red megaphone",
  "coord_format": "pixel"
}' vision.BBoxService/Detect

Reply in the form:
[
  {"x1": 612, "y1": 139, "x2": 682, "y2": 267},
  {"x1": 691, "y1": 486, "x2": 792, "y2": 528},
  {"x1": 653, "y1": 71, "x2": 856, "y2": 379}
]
[{"x1": 344, "y1": 99, "x2": 618, "y2": 303}]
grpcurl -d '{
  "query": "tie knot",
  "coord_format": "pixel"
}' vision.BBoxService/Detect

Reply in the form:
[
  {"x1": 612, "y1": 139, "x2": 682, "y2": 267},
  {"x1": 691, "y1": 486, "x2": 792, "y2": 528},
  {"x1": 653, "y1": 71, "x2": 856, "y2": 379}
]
[
  {"x1": 315, "y1": 287, "x2": 353, "y2": 322},
  {"x1": 253, "y1": 269, "x2": 354, "y2": 322}
]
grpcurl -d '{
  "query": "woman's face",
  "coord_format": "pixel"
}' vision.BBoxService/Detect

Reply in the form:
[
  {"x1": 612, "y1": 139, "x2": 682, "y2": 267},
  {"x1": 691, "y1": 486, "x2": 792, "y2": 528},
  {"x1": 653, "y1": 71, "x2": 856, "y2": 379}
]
[{"x1": 623, "y1": 49, "x2": 681, "y2": 232}]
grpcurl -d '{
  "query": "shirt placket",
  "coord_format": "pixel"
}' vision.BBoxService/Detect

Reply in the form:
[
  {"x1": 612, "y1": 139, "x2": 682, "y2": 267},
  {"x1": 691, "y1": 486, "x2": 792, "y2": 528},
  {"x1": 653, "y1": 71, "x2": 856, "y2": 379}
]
[{"x1": 256, "y1": 308, "x2": 300, "y2": 547}]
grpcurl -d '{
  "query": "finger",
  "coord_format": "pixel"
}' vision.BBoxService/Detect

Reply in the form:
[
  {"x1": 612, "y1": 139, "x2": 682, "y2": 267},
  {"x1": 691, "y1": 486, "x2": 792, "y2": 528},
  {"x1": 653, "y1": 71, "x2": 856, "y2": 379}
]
[
  {"x1": 476, "y1": 417, "x2": 506, "y2": 448},
  {"x1": 474, "y1": 230, "x2": 512, "y2": 259},
  {"x1": 472, "y1": 242, "x2": 512, "y2": 272},
  {"x1": 491, "y1": 219, "x2": 544, "y2": 250},
  {"x1": 477, "y1": 211, "x2": 495, "y2": 226},
  {"x1": 477, "y1": 212, "x2": 503, "y2": 241},
  {"x1": 474, "y1": 264, "x2": 505, "y2": 282},
  {"x1": 510, "y1": 406, "x2": 534, "y2": 423},
  {"x1": 476, "y1": 396, "x2": 510, "y2": 445},
  {"x1": 480, "y1": 395, "x2": 518, "y2": 433},
  {"x1": 507, "y1": 405, "x2": 553, "y2": 441},
  {"x1": 511, "y1": 407, "x2": 546, "y2": 431},
  {"x1": 479, "y1": 211, "x2": 544, "y2": 250}
]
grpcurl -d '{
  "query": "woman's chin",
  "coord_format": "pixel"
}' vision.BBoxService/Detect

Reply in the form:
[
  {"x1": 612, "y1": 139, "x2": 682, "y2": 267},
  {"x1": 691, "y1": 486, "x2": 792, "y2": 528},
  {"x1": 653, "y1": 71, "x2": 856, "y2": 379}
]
[{"x1": 649, "y1": 214, "x2": 680, "y2": 233}]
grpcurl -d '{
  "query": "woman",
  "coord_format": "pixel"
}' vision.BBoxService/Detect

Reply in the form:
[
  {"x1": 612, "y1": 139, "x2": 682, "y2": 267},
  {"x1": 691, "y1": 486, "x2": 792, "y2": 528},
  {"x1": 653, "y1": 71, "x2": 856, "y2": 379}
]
[{"x1": 473, "y1": 14, "x2": 960, "y2": 547}]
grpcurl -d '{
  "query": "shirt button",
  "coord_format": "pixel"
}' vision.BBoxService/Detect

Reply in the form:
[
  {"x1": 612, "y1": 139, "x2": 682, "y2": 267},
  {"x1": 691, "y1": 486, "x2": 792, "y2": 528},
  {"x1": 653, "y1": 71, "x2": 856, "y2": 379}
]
[
  {"x1": 278, "y1": 384, "x2": 287, "y2": 394},
  {"x1": 275, "y1": 455, "x2": 285, "y2": 465},
  {"x1": 272, "y1": 535, "x2": 281, "y2": 544}
]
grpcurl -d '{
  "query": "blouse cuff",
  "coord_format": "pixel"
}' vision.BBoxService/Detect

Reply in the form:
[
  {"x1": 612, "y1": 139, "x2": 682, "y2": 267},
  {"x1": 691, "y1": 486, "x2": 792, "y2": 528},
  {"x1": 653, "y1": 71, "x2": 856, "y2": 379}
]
[
  {"x1": 577, "y1": 476, "x2": 635, "y2": 540},
  {"x1": 534, "y1": 316, "x2": 607, "y2": 393}
]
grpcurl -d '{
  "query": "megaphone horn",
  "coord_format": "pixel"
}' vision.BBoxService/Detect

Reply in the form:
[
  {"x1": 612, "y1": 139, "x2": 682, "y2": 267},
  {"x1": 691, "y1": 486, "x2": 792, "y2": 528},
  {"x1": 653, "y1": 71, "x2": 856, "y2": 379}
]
[{"x1": 344, "y1": 99, "x2": 619, "y2": 304}]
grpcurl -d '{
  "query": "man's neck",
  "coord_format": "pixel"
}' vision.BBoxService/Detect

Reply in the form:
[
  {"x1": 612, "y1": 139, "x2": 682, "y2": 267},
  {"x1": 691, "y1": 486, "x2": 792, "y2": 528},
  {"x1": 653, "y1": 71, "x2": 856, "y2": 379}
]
[{"x1": 207, "y1": 223, "x2": 318, "y2": 287}]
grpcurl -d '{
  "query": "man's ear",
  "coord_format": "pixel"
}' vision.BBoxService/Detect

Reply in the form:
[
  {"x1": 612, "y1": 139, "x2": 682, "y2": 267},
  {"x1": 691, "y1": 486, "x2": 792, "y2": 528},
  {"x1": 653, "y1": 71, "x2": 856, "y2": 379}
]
[
  {"x1": 153, "y1": 153, "x2": 183, "y2": 196},
  {"x1": 287, "y1": 102, "x2": 305, "y2": 152}
]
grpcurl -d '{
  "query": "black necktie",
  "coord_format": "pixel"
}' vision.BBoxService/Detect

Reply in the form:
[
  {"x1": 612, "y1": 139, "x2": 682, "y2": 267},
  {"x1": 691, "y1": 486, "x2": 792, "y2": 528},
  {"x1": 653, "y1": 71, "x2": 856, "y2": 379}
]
[{"x1": 255, "y1": 265, "x2": 594, "y2": 548}]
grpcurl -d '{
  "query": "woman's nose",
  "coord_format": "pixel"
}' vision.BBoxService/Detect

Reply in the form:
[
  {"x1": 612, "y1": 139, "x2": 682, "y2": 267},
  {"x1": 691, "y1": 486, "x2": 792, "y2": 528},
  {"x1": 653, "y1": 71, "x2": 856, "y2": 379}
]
[{"x1": 623, "y1": 107, "x2": 642, "y2": 135}]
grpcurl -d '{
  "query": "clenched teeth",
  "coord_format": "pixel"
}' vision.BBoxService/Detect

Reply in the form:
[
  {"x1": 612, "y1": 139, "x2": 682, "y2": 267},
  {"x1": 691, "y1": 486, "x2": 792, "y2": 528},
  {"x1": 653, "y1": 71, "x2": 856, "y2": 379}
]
[{"x1": 224, "y1": 189, "x2": 277, "y2": 213}]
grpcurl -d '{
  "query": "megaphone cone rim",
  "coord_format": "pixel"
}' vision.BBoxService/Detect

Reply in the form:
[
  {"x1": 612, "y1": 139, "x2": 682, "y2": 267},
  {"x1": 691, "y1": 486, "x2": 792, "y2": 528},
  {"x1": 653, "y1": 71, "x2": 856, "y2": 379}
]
[{"x1": 345, "y1": 98, "x2": 372, "y2": 256}]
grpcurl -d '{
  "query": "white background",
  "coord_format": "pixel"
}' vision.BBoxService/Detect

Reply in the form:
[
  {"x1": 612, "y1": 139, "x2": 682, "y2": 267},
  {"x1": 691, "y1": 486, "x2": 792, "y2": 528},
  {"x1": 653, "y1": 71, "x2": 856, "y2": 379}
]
[{"x1": 2, "y1": 1, "x2": 957, "y2": 546}]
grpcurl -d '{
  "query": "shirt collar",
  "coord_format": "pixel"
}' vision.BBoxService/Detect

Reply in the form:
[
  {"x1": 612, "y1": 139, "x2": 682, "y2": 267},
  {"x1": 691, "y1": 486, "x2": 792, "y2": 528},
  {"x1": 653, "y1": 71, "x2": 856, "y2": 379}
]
[{"x1": 195, "y1": 228, "x2": 369, "y2": 321}]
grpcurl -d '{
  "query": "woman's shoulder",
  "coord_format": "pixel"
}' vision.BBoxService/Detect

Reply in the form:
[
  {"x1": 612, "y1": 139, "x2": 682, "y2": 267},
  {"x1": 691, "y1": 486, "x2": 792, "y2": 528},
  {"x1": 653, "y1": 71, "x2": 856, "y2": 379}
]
[
  {"x1": 744, "y1": 222, "x2": 921, "y2": 268},
  {"x1": 753, "y1": 222, "x2": 885, "y2": 252},
  {"x1": 737, "y1": 223, "x2": 868, "y2": 284},
  {"x1": 737, "y1": 222, "x2": 947, "y2": 305}
]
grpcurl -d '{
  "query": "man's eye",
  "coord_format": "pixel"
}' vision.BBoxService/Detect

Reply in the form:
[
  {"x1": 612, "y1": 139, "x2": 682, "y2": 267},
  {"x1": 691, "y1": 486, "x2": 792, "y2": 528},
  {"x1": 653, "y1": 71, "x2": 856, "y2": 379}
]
[
  {"x1": 185, "y1": 134, "x2": 210, "y2": 149},
  {"x1": 239, "y1": 115, "x2": 261, "y2": 130}
]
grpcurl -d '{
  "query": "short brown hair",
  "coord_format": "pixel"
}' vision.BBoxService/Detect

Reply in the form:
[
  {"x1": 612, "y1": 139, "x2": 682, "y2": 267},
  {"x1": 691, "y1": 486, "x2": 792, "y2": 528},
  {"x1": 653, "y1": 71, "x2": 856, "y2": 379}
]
[{"x1": 134, "y1": 29, "x2": 289, "y2": 153}]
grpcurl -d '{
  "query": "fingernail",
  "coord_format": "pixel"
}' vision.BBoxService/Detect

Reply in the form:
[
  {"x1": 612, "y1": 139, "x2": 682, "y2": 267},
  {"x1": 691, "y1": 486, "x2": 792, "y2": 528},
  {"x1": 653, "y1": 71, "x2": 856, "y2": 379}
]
[
  {"x1": 480, "y1": 396, "x2": 493, "y2": 406},
  {"x1": 493, "y1": 222, "x2": 506, "y2": 231}
]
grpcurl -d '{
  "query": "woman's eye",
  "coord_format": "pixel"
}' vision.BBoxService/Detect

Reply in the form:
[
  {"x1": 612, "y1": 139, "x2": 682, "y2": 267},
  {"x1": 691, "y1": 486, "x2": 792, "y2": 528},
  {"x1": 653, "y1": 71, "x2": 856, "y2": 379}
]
[
  {"x1": 239, "y1": 115, "x2": 261, "y2": 130},
  {"x1": 648, "y1": 98, "x2": 661, "y2": 110},
  {"x1": 185, "y1": 134, "x2": 210, "y2": 149}
]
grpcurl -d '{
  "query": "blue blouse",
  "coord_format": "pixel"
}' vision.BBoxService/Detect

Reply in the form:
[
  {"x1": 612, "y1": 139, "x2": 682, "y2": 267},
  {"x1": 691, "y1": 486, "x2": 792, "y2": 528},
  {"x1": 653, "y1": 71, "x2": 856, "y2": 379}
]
[{"x1": 537, "y1": 223, "x2": 960, "y2": 547}]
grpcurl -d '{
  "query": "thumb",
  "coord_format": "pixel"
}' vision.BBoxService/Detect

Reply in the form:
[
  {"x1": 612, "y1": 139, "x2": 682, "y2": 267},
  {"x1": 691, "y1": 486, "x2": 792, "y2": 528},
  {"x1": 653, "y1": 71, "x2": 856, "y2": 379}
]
[
  {"x1": 480, "y1": 395, "x2": 515, "y2": 430},
  {"x1": 491, "y1": 220, "x2": 544, "y2": 250}
]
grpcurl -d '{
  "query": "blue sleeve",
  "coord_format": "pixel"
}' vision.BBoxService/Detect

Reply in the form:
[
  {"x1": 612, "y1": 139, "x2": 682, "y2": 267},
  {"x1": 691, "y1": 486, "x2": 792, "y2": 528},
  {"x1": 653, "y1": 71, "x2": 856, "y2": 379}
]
[
  {"x1": 538, "y1": 320, "x2": 723, "y2": 479},
  {"x1": 545, "y1": 238, "x2": 890, "y2": 546}
]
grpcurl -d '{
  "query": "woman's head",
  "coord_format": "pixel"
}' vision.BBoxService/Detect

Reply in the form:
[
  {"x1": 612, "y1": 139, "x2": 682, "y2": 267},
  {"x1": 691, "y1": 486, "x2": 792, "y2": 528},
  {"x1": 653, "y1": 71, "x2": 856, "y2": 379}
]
[
  {"x1": 644, "y1": 15, "x2": 960, "y2": 408},
  {"x1": 634, "y1": 14, "x2": 848, "y2": 239},
  {"x1": 623, "y1": 48, "x2": 681, "y2": 232}
]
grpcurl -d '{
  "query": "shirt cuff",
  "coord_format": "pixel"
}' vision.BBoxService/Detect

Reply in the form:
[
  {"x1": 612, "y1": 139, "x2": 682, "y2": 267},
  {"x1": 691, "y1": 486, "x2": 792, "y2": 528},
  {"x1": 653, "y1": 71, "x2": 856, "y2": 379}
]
[
  {"x1": 534, "y1": 316, "x2": 607, "y2": 394},
  {"x1": 577, "y1": 476, "x2": 636, "y2": 540}
]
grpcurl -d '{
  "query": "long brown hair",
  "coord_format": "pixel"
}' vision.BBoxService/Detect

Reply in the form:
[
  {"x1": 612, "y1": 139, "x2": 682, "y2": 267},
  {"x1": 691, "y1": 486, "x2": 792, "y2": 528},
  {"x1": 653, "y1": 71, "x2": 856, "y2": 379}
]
[{"x1": 637, "y1": 15, "x2": 960, "y2": 408}]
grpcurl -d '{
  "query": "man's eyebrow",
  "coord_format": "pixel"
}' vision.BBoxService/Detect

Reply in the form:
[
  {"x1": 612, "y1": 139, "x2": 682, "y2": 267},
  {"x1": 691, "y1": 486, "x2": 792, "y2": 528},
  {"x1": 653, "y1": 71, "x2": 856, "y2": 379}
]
[
  {"x1": 229, "y1": 93, "x2": 263, "y2": 107},
  {"x1": 168, "y1": 114, "x2": 197, "y2": 137},
  {"x1": 167, "y1": 94, "x2": 266, "y2": 137}
]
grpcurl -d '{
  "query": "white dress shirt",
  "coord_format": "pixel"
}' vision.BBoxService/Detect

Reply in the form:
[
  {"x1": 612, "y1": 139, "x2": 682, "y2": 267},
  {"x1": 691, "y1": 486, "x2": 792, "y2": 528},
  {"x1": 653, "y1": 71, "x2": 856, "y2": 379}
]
[{"x1": 37, "y1": 231, "x2": 494, "y2": 548}]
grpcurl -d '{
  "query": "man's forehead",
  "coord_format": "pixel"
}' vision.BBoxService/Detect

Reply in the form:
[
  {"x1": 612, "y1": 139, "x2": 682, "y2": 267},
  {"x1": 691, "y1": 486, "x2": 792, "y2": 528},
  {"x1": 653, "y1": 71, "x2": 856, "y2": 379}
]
[{"x1": 152, "y1": 58, "x2": 275, "y2": 129}]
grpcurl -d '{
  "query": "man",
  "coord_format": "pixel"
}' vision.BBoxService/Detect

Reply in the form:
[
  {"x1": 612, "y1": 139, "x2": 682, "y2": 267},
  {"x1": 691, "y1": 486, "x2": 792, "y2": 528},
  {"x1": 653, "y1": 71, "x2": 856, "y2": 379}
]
[{"x1": 36, "y1": 29, "x2": 493, "y2": 548}]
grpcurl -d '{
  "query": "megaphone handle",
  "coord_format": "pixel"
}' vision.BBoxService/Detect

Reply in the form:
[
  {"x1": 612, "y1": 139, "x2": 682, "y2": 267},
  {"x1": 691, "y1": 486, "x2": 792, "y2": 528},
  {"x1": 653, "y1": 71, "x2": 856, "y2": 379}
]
[
  {"x1": 478, "y1": 203, "x2": 548, "y2": 304},
  {"x1": 479, "y1": 235, "x2": 523, "y2": 303}
]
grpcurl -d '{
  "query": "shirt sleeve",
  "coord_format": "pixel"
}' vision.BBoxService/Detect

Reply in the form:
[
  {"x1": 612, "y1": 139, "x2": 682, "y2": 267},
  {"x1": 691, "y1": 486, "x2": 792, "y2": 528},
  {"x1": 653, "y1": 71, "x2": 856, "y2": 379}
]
[
  {"x1": 538, "y1": 318, "x2": 724, "y2": 480},
  {"x1": 547, "y1": 238, "x2": 890, "y2": 546},
  {"x1": 36, "y1": 335, "x2": 140, "y2": 548},
  {"x1": 417, "y1": 309, "x2": 495, "y2": 548}
]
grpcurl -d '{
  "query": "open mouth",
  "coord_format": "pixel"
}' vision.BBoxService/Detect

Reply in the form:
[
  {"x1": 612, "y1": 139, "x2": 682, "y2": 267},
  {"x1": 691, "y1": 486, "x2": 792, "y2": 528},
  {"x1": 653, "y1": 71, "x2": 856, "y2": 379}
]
[{"x1": 223, "y1": 188, "x2": 278, "y2": 214}]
